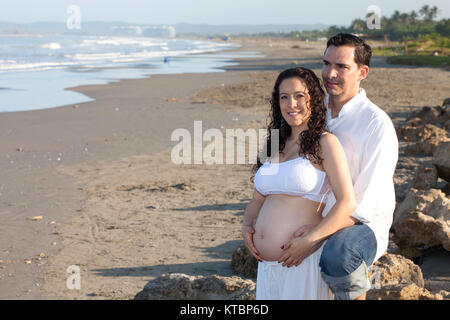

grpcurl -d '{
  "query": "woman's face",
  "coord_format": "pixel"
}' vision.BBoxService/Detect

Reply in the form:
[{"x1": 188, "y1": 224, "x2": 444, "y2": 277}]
[{"x1": 279, "y1": 77, "x2": 311, "y2": 131}]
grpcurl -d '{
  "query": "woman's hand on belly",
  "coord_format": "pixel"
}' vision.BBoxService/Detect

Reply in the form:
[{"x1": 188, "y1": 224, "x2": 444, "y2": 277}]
[{"x1": 242, "y1": 225, "x2": 263, "y2": 262}]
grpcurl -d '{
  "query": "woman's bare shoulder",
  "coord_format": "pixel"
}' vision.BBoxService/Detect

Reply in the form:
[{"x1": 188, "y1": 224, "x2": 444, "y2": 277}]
[
  {"x1": 319, "y1": 132, "x2": 346, "y2": 163},
  {"x1": 319, "y1": 132, "x2": 340, "y2": 148}
]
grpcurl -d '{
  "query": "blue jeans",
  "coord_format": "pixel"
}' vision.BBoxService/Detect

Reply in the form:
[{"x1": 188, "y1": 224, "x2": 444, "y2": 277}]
[{"x1": 319, "y1": 223, "x2": 377, "y2": 300}]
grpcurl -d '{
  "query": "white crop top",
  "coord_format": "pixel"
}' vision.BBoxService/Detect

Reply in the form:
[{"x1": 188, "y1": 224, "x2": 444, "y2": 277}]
[{"x1": 254, "y1": 156, "x2": 331, "y2": 203}]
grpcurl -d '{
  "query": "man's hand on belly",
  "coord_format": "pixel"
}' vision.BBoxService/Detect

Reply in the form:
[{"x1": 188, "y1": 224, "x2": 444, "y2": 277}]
[
  {"x1": 291, "y1": 224, "x2": 318, "y2": 240},
  {"x1": 278, "y1": 224, "x2": 323, "y2": 267},
  {"x1": 278, "y1": 215, "x2": 358, "y2": 267}
]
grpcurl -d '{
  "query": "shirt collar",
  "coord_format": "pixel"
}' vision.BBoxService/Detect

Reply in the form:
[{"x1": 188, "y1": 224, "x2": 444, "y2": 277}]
[{"x1": 325, "y1": 88, "x2": 366, "y2": 120}]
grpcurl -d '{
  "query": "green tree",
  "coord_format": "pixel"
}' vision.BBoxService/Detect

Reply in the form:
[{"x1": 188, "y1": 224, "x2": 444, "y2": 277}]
[
  {"x1": 435, "y1": 19, "x2": 450, "y2": 37},
  {"x1": 350, "y1": 18, "x2": 366, "y2": 32},
  {"x1": 419, "y1": 5, "x2": 439, "y2": 21},
  {"x1": 409, "y1": 10, "x2": 418, "y2": 23},
  {"x1": 326, "y1": 25, "x2": 346, "y2": 37},
  {"x1": 392, "y1": 10, "x2": 401, "y2": 22}
]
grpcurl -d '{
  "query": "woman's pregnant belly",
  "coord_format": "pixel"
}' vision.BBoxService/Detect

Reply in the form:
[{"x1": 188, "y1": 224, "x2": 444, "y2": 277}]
[{"x1": 253, "y1": 194, "x2": 324, "y2": 261}]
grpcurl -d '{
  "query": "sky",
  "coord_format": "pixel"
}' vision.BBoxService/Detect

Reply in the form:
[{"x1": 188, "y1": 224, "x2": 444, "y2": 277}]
[{"x1": 1, "y1": 0, "x2": 449, "y2": 26}]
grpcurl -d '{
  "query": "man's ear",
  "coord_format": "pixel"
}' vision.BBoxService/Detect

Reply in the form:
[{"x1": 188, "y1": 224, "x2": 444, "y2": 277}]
[{"x1": 359, "y1": 65, "x2": 369, "y2": 81}]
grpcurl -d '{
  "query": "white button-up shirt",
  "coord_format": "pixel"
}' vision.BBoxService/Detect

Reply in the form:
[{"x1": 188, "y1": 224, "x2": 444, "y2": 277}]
[{"x1": 322, "y1": 89, "x2": 399, "y2": 262}]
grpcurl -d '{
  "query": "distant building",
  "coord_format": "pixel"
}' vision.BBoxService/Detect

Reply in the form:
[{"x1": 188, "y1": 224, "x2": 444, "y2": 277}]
[
  {"x1": 111, "y1": 26, "x2": 143, "y2": 36},
  {"x1": 142, "y1": 26, "x2": 176, "y2": 38},
  {"x1": 110, "y1": 25, "x2": 176, "y2": 38},
  {"x1": 0, "y1": 28, "x2": 27, "y2": 35}
]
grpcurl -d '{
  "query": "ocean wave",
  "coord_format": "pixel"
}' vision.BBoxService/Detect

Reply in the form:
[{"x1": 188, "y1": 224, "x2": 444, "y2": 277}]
[
  {"x1": 67, "y1": 52, "x2": 123, "y2": 61},
  {"x1": 80, "y1": 38, "x2": 168, "y2": 48},
  {"x1": 0, "y1": 59, "x2": 17, "y2": 64},
  {"x1": 0, "y1": 36, "x2": 237, "y2": 73},
  {"x1": 0, "y1": 61, "x2": 77, "y2": 72},
  {"x1": 40, "y1": 42, "x2": 61, "y2": 50},
  {"x1": 67, "y1": 47, "x2": 228, "y2": 64}
]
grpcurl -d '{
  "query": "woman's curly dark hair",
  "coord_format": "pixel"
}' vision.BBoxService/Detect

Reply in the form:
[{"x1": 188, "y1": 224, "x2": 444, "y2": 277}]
[{"x1": 253, "y1": 67, "x2": 327, "y2": 175}]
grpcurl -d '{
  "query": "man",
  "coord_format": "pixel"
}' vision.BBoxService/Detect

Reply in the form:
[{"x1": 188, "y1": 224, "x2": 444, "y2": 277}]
[{"x1": 277, "y1": 33, "x2": 398, "y2": 300}]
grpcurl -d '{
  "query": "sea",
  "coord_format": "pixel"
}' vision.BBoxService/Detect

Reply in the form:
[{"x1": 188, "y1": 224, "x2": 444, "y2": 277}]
[{"x1": 0, "y1": 34, "x2": 250, "y2": 112}]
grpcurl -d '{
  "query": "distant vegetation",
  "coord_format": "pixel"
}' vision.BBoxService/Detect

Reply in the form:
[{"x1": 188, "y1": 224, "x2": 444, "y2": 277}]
[{"x1": 258, "y1": 5, "x2": 450, "y2": 67}]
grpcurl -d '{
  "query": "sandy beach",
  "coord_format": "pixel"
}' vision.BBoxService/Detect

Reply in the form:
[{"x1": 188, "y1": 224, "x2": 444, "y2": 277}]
[{"x1": 0, "y1": 37, "x2": 449, "y2": 299}]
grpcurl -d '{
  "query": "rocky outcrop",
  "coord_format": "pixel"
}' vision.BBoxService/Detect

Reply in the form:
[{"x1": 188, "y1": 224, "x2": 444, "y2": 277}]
[
  {"x1": 433, "y1": 141, "x2": 450, "y2": 182},
  {"x1": 228, "y1": 246, "x2": 450, "y2": 300},
  {"x1": 134, "y1": 273, "x2": 255, "y2": 300},
  {"x1": 375, "y1": 101, "x2": 449, "y2": 298},
  {"x1": 392, "y1": 188, "x2": 450, "y2": 253},
  {"x1": 412, "y1": 164, "x2": 438, "y2": 190},
  {"x1": 367, "y1": 253, "x2": 448, "y2": 300},
  {"x1": 368, "y1": 283, "x2": 447, "y2": 300},
  {"x1": 368, "y1": 253, "x2": 424, "y2": 288},
  {"x1": 397, "y1": 124, "x2": 450, "y2": 156},
  {"x1": 443, "y1": 98, "x2": 450, "y2": 107},
  {"x1": 405, "y1": 105, "x2": 450, "y2": 129},
  {"x1": 230, "y1": 245, "x2": 257, "y2": 278},
  {"x1": 396, "y1": 103, "x2": 450, "y2": 156}
]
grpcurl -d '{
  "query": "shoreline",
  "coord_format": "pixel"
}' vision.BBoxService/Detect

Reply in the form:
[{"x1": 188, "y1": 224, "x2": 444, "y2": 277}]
[
  {"x1": 0, "y1": 37, "x2": 449, "y2": 299},
  {"x1": 0, "y1": 37, "x2": 241, "y2": 113},
  {"x1": 0, "y1": 39, "x2": 265, "y2": 299}
]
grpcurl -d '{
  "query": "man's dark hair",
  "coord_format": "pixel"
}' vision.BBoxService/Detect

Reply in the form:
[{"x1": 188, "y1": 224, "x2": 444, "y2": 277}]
[{"x1": 326, "y1": 33, "x2": 372, "y2": 67}]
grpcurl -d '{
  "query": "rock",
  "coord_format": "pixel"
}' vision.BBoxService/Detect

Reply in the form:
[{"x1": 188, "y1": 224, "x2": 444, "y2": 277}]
[
  {"x1": 419, "y1": 247, "x2": 450, "y2": 294},
  {"x1": 392, "y1": 188, "x2": 450, "y2": 252},
  {"x1": 445, "y1": 119, "x2": 450, "y2": 131},
  {"x1": 443, "y1": 98, "x2": 450, "y2": 107},
  {"x1": 367, "y1": 253, "x2": 447, "y2": 300},
  {"x1": 368, "y1": 283, "x2": 444, "y2": 300},
  {"x1": 443, "y1": 182, "x2": 450, "y2": 195},
  {"x1": 27, "y1": 216, "x2": 43, "y2": 221},
  {"x1": 405, "y1": 106, "x2": 449, "y2": 128},
  {"x1": 393, "y1": 188, "x2": 449, "y2": 228},
  {"x1": 393, "y1": 156, "x2": 422, "y2": 201},
  {"x1": 438, "y1": 290, "x2": 450, "y2": 299},
  {"x1": 425, "y1": 280, "x2": 450, "y2": 295},
  {"x1": 411, "y1": 164, "x2": 438, "y2": 190},
  {"x1": 368, "y1": 253, "x2": 424, "y2": 288},
  {"x1": 395, "y1": 125, "x2": 418, "y2": 141},
  {"x1": 402, "y1": 124, "x2": 450, "y2": 155},
  {"x1": 164, "y1": 97, "x2": 181, "y2": 103},
  {"x1": 406, "y1": 106, "x2": 441, "y2": 122},
  {"x1": 230, "y1": 245, "x2": 257, "y2": 278},
  {"x1": 405, "y1": 117, "x2": 422, "y2": 127},
  {"x1": 433, "y1": 141, "x2": 450, "y2": 182},
  {"x1": 134, "y1": 273, "x2": 256, "y2": 300}
]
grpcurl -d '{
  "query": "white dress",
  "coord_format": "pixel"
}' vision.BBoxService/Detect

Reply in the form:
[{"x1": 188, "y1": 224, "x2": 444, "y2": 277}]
[{"x1": 255, "y1": 242, "x2": 334, "y2": 300}]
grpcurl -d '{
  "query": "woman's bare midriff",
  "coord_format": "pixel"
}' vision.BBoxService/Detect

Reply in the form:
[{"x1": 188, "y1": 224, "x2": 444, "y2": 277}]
[{"x1": 253, "y1": 194, "x2": 324, "y2": 261}]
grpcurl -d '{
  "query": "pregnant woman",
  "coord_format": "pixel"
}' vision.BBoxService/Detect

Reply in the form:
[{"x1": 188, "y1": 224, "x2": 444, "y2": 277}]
[{"x1": 242, "y1": 68, "x2": 356, "y2": 300}]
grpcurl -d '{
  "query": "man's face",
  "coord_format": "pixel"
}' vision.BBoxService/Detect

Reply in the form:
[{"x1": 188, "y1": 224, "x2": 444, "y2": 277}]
[{"x1": 322, "y1": 45, "x2": 366, "y2": 100}]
